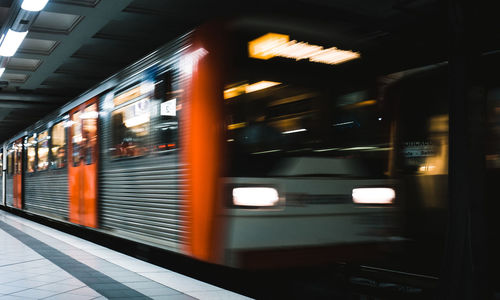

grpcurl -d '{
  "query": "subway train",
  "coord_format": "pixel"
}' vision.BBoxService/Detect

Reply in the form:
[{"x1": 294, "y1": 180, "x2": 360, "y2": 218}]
[{"x1": 1, "y1": 18, "x2": 498, "y2": 274}]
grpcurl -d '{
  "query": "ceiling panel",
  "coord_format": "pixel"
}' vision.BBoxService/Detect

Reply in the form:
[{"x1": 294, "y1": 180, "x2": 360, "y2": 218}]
[
  {"x1": 41, "y1": 73, "x2": 99, "y2": 87},
  {"x1": 6, "y1": 57, "x2": 42, "y2": 71},
  {"x1": 19, "y1": 38, "x2": 59, "y2": 55},
  {"x1": 2, "y1": 73, "x2": 29, "y2": 83},
  {"x1": 31, "y1": 11, "x2": 83, "y2": 34}
]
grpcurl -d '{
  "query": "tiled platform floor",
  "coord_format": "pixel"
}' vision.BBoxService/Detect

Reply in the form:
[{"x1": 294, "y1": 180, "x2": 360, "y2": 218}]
[{"x1": 0, "y1": 210, "x2": 251, "y2": 300}]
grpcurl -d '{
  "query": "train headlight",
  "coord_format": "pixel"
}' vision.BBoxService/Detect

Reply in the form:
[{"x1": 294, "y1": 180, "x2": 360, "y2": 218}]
[
  {"x1": 232, "y1": 187, "x2": 279, "y2": 207},
  {"x1": 352, "y1": 187, "x2": 395, "y2": 205}
]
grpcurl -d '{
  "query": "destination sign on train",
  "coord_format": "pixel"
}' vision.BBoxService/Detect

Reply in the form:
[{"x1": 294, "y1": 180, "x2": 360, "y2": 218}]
[{"x1": 248, "y1": 33, "x2": 361, "y2": 65}]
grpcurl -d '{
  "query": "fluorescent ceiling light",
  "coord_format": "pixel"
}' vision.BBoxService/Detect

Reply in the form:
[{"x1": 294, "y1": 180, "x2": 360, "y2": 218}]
[
  {"x1": 224, "y1": 84, "x2": 247, "y2": 99},
  {"x1": 251, "y1": 149, "x2": 281, "y2": 155},
  {"x1": 21, "y1": 0, "x2": 49, "y2": 12},
  {"x1": 352, "y1": 188, "x2": 395, "y2": 205},
  {"x1": 63, "y1": 120, "x2": 75, "y2": 128},
  {"x1": 224, "y1": 81, "x2": 281, "y2": 99},
  {"x1": 313, "y1": 148, "x2": 339, "y2": 152},
  {"x1": 79, "y1": 111, "x2": 99, "y2": 119},
  {"x1": 233, "y1": 187, "x2": 279, "y2": 207},
  {"x1": 339, "y1": 146, "x2": 378, "y2": 151},
  {"x1": 227, "y1": 122, "x2": 247, "y2": 130},
  {"x1": 245, "y1": 81, "x2": 281, "y2": 93},
  {"x1": 114, "y1": 86, "x2": 142, "y2": 107},
  {"x1": 0, "y1": 67, "x2": 5, "y2": 77},
  {"x1": 282, "y1": 128, "x2": 307, "y2": 134},
  {"x1": 124, "y1": 114, "x2": 150, "y2": 128},
  {"x1": 0, "y1": 29, "x2": 28, "y2": 57}
]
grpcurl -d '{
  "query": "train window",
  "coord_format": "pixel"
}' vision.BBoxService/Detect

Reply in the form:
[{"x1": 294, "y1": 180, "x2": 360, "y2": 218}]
[
  {"x1": 389, "y1": 68, "x2": 449, "y2": 176},
  {"x1": 37, "y1": 130, "x2": 49, "y2": 171},
  {"x1": 51, "y1": 121, "x2": 66, "y2": 168},
  {"x1": 72, "y1": 111, "x2": 82, "y2": 167},
  {"x1": 225, "y1": 81, "x2": 390, "y2": 177},
  {"x1": 82, "y1": 104, "x2": 98, "y2": 165},
  {"x1": 26, "y1": 135, "x2": 36, "y2": 173},
  {"x1": 155, "y1": 73, "x2": 178, "y2": 152},
  {"x1": 111, "y1": 98, "x2": 150, "y2": 158}
]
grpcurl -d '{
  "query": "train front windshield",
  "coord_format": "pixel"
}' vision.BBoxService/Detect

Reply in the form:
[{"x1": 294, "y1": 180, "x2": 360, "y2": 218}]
[{"x1": 224, "y1": 30, "x2": 392, "y2": 178}]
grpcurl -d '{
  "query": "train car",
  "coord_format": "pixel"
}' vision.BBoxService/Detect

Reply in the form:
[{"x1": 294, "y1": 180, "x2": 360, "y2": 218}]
[
  {"x1": 0, "y1": 19, "x2": 413, "y2": 269},
  {"x1": 392, "y1": 56, "x2": 500, "y2": 280}
]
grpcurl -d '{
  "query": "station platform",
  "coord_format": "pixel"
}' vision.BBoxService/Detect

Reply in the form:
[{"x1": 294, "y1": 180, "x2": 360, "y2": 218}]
[{"x1": 0, "y1": 210, "x2": 251, "y2": 300}]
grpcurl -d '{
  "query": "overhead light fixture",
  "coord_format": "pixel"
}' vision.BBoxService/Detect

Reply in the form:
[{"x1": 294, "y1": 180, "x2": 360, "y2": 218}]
[
  {"x1": 21, "y1": 0, "x2": 49, "y2": 12},
  {"x1": 227, "y1": 122, "x2": 247, "y2": 130},
  {"x1": 0, "y1": 1, "x2": 48, "y2": 59},
  {"x1": 339, "y1": 146, "x2": 378, "y2": 151},
  {"x1": 124, "y1": 114, "x2": 150, "y2": 128},
  {"x1": 0, "y1": 29, "x2": 28, "y2": 57},
  {"x1": 224, "y1": 81, "x2": 281, "y2": 100},
  {"x1": 245, "y1": 81, "x2": 281, "y2": 93},
  {"x1": 79, "y1": 111, "x2": 99, "y2": 119},
  {"x1": 224, "y1": 84, "x2": 247, "y2": 99},
  {"x1": 249, "y1": 33, "x2": 361, "y2": 65}
]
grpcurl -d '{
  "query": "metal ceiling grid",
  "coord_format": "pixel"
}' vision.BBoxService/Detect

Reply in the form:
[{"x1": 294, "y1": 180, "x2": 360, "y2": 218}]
[{"x1": 0, "y1": 0, "x2": 195, "y2": 141}]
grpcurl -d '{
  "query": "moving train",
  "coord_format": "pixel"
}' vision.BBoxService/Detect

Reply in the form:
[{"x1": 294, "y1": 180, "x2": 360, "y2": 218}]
[{"x1": 1, "y1": 18, "x2": 498, "y2": 273}]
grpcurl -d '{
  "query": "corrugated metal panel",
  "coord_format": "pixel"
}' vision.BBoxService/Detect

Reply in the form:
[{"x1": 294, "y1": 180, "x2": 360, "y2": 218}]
[
  {"x1": 24, "y1": 168, "x2": 68, "y2": 219},
  {"x1": 98, "y1": 35, "x2": 190, "y2": 252},
  {"x1": 99, "y1": 155, "x2": 187, "y2": 249},
  {"x1": 5, "y1": 177, "x2": 12, "y2": 207}
]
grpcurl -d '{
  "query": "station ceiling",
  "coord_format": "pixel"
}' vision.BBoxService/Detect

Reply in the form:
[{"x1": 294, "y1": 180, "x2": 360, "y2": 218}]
[{"x1": 0, "y1": 0, "x2": 451, "y2": 142}]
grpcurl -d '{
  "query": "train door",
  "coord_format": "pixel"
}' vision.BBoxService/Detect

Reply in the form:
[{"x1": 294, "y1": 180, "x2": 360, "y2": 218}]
[
  {"x1": 68, "y1": 98, "x2": 99, "y2": 228},
  {"x1": 7, "y1": 139, "x2": 24, "y2": 209}
]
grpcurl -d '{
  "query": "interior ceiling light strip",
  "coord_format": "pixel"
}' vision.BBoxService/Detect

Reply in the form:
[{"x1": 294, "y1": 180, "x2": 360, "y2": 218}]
[
  {"x1": 224, "y1": 81, "x2": 281, "y2": 100},
  {"x1": 249, "y1": 33, "x2": 361, "y2": 65}
]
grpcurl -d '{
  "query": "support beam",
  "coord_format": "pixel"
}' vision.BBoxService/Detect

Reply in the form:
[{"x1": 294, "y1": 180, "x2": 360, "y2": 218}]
[
  {"x1": 0, "y1": 101, "x2": 60, "y2": 109},
  {"x1": 440, "y1": 0, "x2": 491, "y2": 299},
  {"x1": 0, "y1": 92, "x2": 65, "y2": 103}
]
